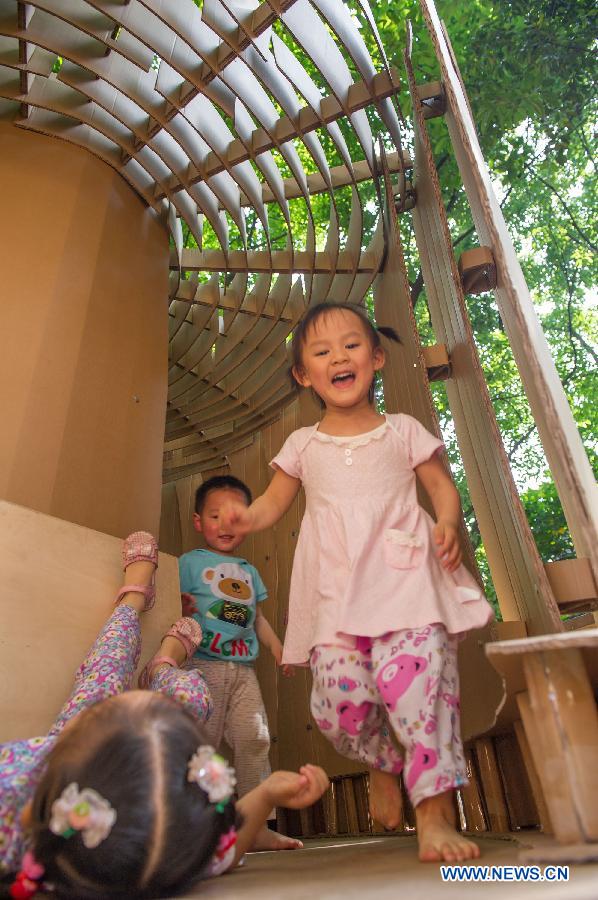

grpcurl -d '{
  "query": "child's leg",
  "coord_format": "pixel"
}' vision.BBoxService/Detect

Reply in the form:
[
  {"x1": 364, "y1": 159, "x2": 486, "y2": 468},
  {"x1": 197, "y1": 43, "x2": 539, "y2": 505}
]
[
  {"x1": 310, "y1": 643, "x2": 404, "y2": 772},
  {"x1": 48, "y1": 594, "x2": 150, "y2": 738},
  {"x1": 184, "y1": 658, "x2": 228, "y2": 740},
  {"x1": 223, "y1": 667, "x2": 270, "y2": 799},
  {"x1": 310, "y1": 643, "x2": 405, "y2": 827},
  {"x1": 47, "y1": 540, "x2": 156, "y2": 738},
  {"x1": 371, "y1": 624, "x2": 479, "y2": 861},
  {"x1": 149, "y1": 664, "x2": 212, "y2": 721},
  {"x1": 146, "y1": 633, "x2": 212, "y2": 722},
  {"x1": 223, "y1": 666, "x2": 302, "y2": 851},
  {"x1": 49, "y1": 605, "x2": 141, "y2": 737}
]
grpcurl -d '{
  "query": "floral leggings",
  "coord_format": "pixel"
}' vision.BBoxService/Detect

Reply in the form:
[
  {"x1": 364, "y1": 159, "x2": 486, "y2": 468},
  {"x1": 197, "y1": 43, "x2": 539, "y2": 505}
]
[
  {"x1": 310, "y1": 623, "x2": 468, "y2": 807},
  {"x1": 43, "y1": 604, "x2": 212, "y2": 725},
  {"x1": 0, "y1": 605, "x2": 211, "y2": 874}
]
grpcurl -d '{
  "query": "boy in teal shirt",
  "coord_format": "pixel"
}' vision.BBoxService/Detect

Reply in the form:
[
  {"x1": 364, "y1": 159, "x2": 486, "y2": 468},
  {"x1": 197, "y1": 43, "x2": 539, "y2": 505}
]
[
  {"x1": 180, "y1": 547, "x2": 268, "y2": 664},
  {"x1": 180, "y1": 476, "x2": 300, "y2": 852}
]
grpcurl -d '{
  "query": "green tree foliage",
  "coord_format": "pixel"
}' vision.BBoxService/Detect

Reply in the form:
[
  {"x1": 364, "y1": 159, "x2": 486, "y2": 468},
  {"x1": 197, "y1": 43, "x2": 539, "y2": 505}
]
[{"x1": 369, "y1": 0, "x2": 596, "y2": 606}]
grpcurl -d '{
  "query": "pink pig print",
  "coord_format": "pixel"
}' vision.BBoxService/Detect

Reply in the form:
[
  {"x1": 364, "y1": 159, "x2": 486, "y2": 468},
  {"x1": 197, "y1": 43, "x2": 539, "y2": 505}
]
[
  {"x1": 442, "y1": 691, "x2": 460, "y2": 709},
  {"x1": 376, "y1": 654, "x2": 428, "y2": 712},
  {"x1": 315, "y1": 717, "x2": 333, "y2": 731},
  {"x1": 336, "y1": 700, "x2": 370, "y2": 735},
  {"x1": 405, "y1": 742, "x2": 438, "y2": 791},
  {"x1": 424, "y1": 714, "x2": 438, "y2": 735}
]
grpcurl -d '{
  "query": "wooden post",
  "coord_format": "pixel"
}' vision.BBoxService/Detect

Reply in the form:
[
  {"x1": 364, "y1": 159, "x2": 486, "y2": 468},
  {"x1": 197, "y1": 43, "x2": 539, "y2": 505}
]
[
  {"x1": 420, "y1": 0, "x2": 598, "y2": 587},
  {"x1": 460, "y1": 748, "x2": 488, "y2": 832},
  {"x1": 404, "y1": 38, "x2": 562, "y2": 635},
  {"x1": 520, "y1": 649, "x2": 598, "y2": 842},
  {"x1": 513, "y1": 720, "x2": 553, "y2": 834},
  {"x1": 473, "y1": 738, "x2": 510, "y2": 832},
  {"x1": 488, "y1": 631, "x2": 598, "y2": 849}
]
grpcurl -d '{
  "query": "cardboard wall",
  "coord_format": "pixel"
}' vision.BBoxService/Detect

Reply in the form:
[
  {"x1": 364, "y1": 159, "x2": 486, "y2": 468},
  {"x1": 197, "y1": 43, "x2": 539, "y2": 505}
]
[
  {"x1": 0, "y1": 500, "x2": 181, "y2": 742},
  {"x1": 0, "y1": 123, "x2": 169, "y2": 539}
]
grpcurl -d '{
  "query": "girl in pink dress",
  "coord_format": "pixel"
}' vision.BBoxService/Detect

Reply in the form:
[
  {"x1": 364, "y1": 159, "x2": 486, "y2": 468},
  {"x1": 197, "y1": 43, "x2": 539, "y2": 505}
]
[{"x1": 219, "y1": 302, "x2": 494, "y2": 864}]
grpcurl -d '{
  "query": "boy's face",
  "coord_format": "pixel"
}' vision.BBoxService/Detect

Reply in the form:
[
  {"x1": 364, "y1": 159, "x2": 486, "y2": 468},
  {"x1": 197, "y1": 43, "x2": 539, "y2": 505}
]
[{"x1": 193, "y1": 487, "x2": 247, "y2": 554}]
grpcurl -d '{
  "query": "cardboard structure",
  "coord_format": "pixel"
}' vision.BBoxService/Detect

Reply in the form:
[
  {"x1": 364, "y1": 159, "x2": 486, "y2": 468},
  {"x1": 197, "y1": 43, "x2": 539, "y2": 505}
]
[{"x1": 1, "y1": 0, "x2": 596, "y2": 846}]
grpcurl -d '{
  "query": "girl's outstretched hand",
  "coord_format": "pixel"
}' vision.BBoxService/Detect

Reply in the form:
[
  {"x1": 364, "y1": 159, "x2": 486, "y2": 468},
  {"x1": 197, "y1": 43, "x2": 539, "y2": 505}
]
[
  {"x1": 264, "y1": 765, "x2": 329, "y2": 810},
  {"x1": 218, "y1": 499, "x2": 254, "y2": 536},
  {"x1": 232, "y1": 765, "x2": 327, "y2": 865},
  {"x1": 432, "y1": 521, "x2": 462, "y2": 572}
]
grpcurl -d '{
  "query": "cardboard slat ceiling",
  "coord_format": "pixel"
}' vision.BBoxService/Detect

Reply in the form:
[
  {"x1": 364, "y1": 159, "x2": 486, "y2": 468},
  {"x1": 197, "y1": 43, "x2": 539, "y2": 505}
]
[{"x1": 0, "y1": 0, "x2": 406, "y2": 477}]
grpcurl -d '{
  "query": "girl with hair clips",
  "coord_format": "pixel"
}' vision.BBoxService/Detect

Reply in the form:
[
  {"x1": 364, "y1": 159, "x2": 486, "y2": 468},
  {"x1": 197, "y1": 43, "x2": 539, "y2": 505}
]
[
  {"x1": 0, "y1": 532, "x2": 328, "y2": 899},
  {"x1": 217, "y1": 301, "x2": 494, "y2": 864}
]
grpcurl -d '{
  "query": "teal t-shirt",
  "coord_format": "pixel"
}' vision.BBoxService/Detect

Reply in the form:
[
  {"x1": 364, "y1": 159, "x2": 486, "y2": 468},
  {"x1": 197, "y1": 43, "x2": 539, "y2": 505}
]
[{"x1": 178, "y1": 549, "x2": 268, "y2": 664}]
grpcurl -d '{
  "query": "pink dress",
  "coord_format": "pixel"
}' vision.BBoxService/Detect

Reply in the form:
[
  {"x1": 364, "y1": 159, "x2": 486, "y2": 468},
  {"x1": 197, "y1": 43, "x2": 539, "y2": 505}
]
[{"x1": 271, "y1": 414, "x2": 493, "y2": 665}]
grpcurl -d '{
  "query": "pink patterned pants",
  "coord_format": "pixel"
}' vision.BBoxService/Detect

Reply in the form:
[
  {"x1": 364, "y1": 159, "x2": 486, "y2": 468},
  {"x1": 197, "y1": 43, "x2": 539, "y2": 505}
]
[{"x1": 310, "y1": 623, "x2": 468, "y2": 807}]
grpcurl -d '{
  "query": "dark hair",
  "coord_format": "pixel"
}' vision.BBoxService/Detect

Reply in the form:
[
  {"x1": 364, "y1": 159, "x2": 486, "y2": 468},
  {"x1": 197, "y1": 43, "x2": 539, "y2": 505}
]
[
  {"x1": 289, "y1": 301, "x2": 401, "y2": 407},
  {"x1": 194, "y1": 475, "x2": 252, "y2": 515},
  {"x1": 29, "y1": 693, "x2": 237, "y2": 899}
]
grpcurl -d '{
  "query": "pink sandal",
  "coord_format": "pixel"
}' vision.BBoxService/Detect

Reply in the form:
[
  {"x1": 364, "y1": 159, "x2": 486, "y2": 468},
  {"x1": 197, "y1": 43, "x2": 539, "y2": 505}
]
[
  {"x1": 114, "y1": 531, "x2": 159, "y2": 611},
  {"x1": 138, "y1": 617, "x2": 203, "y2": 688}
]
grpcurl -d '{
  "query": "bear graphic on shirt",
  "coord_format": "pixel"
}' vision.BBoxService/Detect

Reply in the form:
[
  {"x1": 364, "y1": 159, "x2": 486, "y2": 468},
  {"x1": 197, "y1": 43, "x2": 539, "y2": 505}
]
[{"x1": 202, "y1": 562, "x2": 255, "y2": 628}]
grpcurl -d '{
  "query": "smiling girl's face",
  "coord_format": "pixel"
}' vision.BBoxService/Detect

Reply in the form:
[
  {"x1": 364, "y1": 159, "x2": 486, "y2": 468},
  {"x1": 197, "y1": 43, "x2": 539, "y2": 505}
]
[{"x1": 292, "y1": 308, "x2": 385, "y2": 412}]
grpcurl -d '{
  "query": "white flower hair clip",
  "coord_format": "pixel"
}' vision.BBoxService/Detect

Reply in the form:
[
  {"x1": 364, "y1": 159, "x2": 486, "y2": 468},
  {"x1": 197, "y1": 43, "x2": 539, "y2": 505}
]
[
  {"x1": 187, "y1": 745, "x2": 236, "y2": 812},
  {"x1": 49, "y1": 783, "x2": 117, "y2": 848}
]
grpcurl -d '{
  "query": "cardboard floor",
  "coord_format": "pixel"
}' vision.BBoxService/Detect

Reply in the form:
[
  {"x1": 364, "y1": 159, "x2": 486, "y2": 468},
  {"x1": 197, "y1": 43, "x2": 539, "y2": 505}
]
[{"x1": 182, "y1": 834, "x2": 598, "y2": 900}]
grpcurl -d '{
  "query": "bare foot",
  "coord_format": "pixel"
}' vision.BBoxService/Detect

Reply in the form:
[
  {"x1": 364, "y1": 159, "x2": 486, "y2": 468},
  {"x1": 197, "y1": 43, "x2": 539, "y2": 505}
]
[
  {"x1": 369, "y1": 769, "x2": 402, "y2": 830},
  {"x1": 250, "y1": 825, "x2": 303, "y2": 852},
  {"x1": 415, "y1": 790, "x2": 480, "y2": 862}
]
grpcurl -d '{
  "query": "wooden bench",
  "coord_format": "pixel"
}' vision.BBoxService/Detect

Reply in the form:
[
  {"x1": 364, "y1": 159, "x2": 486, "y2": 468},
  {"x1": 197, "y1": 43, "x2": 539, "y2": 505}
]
[{"x1": 486, "y1": 630, "x2": 598, "y2": 861}]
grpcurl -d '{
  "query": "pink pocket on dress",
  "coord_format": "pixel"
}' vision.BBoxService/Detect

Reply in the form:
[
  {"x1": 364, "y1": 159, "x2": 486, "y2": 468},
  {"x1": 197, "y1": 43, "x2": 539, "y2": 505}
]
[{"x1": 383, "y1": 528, "x2": 423, "y2": 569}]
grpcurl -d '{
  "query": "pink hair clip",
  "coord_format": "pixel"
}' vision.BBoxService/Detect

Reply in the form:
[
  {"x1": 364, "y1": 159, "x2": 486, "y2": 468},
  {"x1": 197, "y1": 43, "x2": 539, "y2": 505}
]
[
  {"x1": 49, "y1": 783, "x2": 117, "y2": 848},
  {"x1": 187, "y1": 745, "x2": 236, "y2": 811},
  {"x1": 208, "y1": 826, "x2": 238, "y2": 876},
  {"x1": 9, "y1": 852, "x2": 44, "y2": 899}
]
